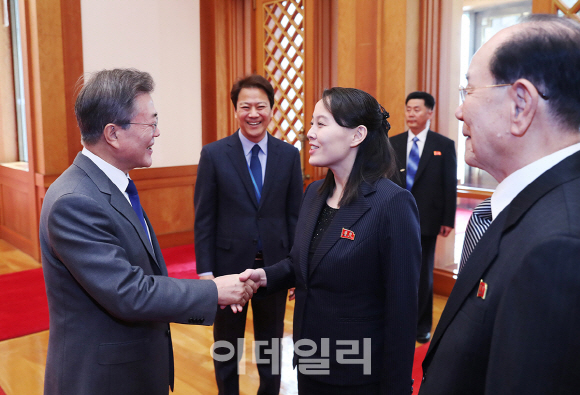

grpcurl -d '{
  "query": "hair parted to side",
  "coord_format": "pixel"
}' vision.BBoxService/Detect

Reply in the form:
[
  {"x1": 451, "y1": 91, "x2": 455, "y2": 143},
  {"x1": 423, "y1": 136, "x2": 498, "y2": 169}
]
[
  {"x1": 75, "y1": 68, "x2": 155, "y2": 145},
  {"x1": 230, "y1": 74, "x2": 275, "y2": 109},
  {"x1": 318, "y1": 87, "x2": 397, "y2": 207},
  {"x1": 405, "y1": 91, "x2": 435, "y2": 110},
  {"x1": 490, "y1": 14, "x2": 580, "y2": 131}
]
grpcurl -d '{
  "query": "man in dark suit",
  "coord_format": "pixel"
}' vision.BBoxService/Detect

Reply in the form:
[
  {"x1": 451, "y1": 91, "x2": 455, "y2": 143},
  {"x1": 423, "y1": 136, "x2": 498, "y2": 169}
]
[
  {"x1": 194, "y1": 75, "x2": 303, "y2": 395},
  {"x1": 420, "y1": 15, "x2": 580, "y2": 395},
  {"x1": 39, "y1": 69, "x2": 256, "y2": 395},
  {"x1": 389, "y1": 91, "x2": 457, "y2": 343}
]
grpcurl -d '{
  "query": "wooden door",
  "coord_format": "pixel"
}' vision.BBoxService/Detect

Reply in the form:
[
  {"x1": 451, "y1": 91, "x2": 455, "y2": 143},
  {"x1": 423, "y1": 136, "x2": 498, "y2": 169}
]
[{"x1": 254, "y1": 0, "x2": 333, "y2": 186}]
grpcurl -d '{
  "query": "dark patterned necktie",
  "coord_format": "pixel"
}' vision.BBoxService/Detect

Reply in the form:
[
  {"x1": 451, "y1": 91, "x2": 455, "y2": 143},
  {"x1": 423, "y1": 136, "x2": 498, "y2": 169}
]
[
  {"x1": 406, "y1": 136, "x2": 420, "y2": 191},
  {"x1": 126, "y1": 179, "x2": 150, "y2": 242},
  {"x1": 250, "y1": 144, "x2": 263, "y2": 199},
  {"x1": 459, "y1": 198, "x2": 492, "y2": 273}
]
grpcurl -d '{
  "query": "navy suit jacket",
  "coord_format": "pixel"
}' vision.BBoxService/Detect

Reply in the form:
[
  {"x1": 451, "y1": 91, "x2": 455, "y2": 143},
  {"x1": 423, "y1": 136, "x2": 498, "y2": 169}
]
[
  {"x1": 194, "y1": 131, "x2": 303, "y2": 275},
  {"x1": 420, "y1": 151, "x2": 580, "y2": 395},
  {"x1": 390, "y1": 130, "x2": 457, "y2": 236},
  {"x1": 265, "y1": 178, "x2": 421, "y2": 393},
  {"x1": 40, "y1": 153, "x2": 218, "y2": 395}
]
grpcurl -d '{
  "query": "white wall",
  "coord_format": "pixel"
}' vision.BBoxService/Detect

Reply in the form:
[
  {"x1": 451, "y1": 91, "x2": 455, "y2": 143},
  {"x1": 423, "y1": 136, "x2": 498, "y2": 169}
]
[{"x1": 80, "y1": 0, "x2": 202, "y2": 167}]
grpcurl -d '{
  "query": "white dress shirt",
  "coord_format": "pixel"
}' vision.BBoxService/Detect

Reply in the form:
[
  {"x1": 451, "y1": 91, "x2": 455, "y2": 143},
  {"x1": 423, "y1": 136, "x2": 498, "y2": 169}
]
[
  {"x1": 491, "y1": 142, "x2": 580, "y2": 220},
  {"x1": 406, "y1": 125, "x2": 429, "y2": 162}
]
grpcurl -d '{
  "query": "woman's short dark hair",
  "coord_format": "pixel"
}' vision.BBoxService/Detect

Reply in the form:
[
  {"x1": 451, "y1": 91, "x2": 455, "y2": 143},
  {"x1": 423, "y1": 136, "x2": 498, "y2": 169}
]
[
  {"x1": 490, "y1": 14, "x2": 580, "y2": 130},
  {"x1": 230, "y1": 75, "x2": 275, "y2": 109},
  {"x1": 318, "y1": 87, "x2": 397, "y2": 206},
  {"x1": 75, "y1": 69, "x2": 155, "y2": 145}
]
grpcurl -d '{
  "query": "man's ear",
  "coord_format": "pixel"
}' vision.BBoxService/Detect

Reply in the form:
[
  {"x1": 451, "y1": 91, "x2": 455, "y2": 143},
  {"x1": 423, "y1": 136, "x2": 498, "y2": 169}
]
[
  {"x1": 510, "y1": 78, "x2": 538, "y2": 137},
  {"x1": 103, "y1": 124, "x2": 120, "y2": 148},
  {"x1": 351, "y1": 125, "x2": 367, "y2": 147}
]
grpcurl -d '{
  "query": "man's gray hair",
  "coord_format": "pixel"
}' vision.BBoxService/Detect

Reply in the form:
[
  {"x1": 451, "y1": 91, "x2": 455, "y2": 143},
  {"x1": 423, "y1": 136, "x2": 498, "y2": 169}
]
[{"x1": 75, "y1": 69, "x2": 155, "y2": 145}]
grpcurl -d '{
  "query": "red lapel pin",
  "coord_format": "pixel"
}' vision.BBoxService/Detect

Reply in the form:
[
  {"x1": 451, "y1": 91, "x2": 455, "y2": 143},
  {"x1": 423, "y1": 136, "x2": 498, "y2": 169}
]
[
  {"x1": 477, "y1": 279, "x2": 488, "y2": 299},
  {"x1": 341, "y1": 228, "x2": 355, "y2": 241},
  {"x1": 434, "y1": 151, "x2": 442, "y2": 156}
]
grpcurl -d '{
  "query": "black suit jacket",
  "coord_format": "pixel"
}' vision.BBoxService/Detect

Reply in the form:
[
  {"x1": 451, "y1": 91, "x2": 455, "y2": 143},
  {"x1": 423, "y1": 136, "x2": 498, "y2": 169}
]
[
  {"x1": 265, "y1": 178, "x2": 421, "y2": 393},
  {"x1": 390, "y1": 130, "x2": 457, "y2": 236},
  {"x1": 40, "y1": 153, "x2": 218, "y2": 395},
  {"x1": 420, "y1": 151, "x2": 580, "y2": 395},
  {"x1": 194, "y1": 131, "x2": 303, "y2": 275}
]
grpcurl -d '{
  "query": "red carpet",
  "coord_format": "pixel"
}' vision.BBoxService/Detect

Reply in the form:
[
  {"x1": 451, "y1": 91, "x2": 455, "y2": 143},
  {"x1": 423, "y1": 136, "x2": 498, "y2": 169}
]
[
  {"x1": 412, "y1": 343, "x2": 429, "y2": 393},
  {"x1": 0, "y1": 243, "x2": 428, "y2": 390},
  {"x1": 163, "y1": 244, "x2": 199, "y2": 279},
  {"x1": 0, "y1": 244, "x2": 198, "y2": 342},
  {"x1": 0, "y1": 268, "x2": 49, "y2": 342}
]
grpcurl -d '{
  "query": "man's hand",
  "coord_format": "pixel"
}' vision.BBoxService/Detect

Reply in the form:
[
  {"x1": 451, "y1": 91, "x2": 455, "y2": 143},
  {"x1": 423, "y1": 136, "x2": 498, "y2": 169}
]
[
  {"x1": 226, "y1": 269, "x2": 269, "y2": 312},
  {"x1": 239, "y1": 268, "x2": 267, "y2": 287},
  {"x1": 439, "y1": 226, "x2": 453, "y2": 237},
  {"x1": 212, "y1": 274, "x2": 258, "y2": 313}
]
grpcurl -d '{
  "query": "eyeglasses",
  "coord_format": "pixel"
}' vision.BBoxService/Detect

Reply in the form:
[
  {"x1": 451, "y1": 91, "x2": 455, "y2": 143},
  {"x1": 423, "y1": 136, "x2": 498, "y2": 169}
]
[
  {"x1": 459, "y1": 83, "x2": 549, "y2": 103},
  {"x1": 126, "y1": 121, "x2": 158, "y2": 133}
]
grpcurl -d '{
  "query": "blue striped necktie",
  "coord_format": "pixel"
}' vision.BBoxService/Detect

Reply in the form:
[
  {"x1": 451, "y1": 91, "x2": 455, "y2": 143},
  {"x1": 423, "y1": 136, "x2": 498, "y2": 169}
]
[
  {"x1": 459, "y1": 198, "x2": 492, "y2": 273},
  {"x1": 406, "y1": 136, "x2": 420, "y2": 191}
]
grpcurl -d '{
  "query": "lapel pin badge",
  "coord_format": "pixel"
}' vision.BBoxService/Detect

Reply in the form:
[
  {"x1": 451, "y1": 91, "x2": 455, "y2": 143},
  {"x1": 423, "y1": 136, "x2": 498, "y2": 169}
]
[
  {"x1": 341, "y1": 228, "x2": 355, "y2": 241},
  {"x1": 434, "y1": 151, "x2": 442, "y2": 156},
  {"x1": 400, "y1": 168, "x2": 405, "y2": 172},
  {"x1": 477, "y1": 279, "x2": 488, "y2": 299}
]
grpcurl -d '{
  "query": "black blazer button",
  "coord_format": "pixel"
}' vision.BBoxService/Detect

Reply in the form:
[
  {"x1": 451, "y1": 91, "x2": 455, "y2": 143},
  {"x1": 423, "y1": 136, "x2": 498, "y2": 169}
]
[
  {"x1": 252, "y1": 239, "x2": 258, "y2": 245},
  {"x1": 166, "y1": 329, "x2": 171, "y2": 336},
  {"x1": 188, "y1": 318, "x2": 195, "y2": 324},
  {"x1": 422, "y1": 374, "x2": 426, "y2": 382}
]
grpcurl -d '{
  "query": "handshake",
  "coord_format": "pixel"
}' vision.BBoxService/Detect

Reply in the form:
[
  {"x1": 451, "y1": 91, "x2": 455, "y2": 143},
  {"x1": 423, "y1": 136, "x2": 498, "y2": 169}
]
[{"x1": 200, "y1": 269, "x2": 267, "y2": 312}]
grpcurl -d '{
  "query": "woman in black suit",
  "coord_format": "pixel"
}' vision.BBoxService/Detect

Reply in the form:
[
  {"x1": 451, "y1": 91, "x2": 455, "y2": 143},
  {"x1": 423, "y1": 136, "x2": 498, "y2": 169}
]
[{"x1": 240, "y1": 87, "x2": 421, "y2": 394}]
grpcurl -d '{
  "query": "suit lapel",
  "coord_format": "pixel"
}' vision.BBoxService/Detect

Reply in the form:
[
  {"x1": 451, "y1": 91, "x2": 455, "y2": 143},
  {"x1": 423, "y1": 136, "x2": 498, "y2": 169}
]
[
  {"x1": 145, "y1": 213, "x2": 167, "y2": 275},
  {"x1": 414, "y1": 130, "x2": 435, "y2": 183},
  {"x1": 261, "y1": 134, "x2": 278, "y2": 206},
  {"x1": 109, "y1": 189, "x2": 159, "y2": 268},
  {"x1": 73, "y1": 154, "x2": 160, "y2": 271},
  {"x1": 308, "y1": 182, "x2": 373, "y2": 277},
  {"x1": 299, "y1": 187, "x2": 328, "y2": 283},
  {"x1": 425, "y1": 209, "x2": 505, "y2": 364},
  {"x1": 225, "y1": 131, "x2": 260, "y2": 208},
  {"x1": 394, "y1": 132, "x2": 409, "y2": 188},
  {"x1": 425, "y1": 150, "x2": 580, "y2": 365}
]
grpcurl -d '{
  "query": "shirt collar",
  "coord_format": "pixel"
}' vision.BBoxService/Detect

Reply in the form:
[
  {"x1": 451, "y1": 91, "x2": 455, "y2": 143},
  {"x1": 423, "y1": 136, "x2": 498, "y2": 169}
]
[
  {"x1": 81, "y1": 147, "x2": 130, "y2": 193},
  {"x1": 239, "y1": 130, "x2": 268, "y2": 157},
  {"x1": 408, "y1": 125, "x2": 429, "y2": 143},
  {"x1": 491, "y1": 142, "x2": 580, "y2": 220}
]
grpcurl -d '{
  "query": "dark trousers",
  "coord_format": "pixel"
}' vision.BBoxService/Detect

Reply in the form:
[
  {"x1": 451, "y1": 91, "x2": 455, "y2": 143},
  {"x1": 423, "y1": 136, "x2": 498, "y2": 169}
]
[
  {"x1": 213, "y1": 289, "x2": 287, "y2": 395},
  {"x1": 297, "y1": 373, "x2": 380, "y2": 395},
  {"x1": 417, "y1": 235, "x2": 437, "y2": 335}
]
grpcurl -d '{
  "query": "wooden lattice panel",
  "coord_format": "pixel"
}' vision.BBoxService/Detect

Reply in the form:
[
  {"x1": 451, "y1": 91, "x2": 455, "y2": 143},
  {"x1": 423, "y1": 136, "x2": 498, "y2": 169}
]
[
  {"x1": 262, "y1": 0, "x2": 305, "y2": 151},
  {"x1": 554, "y1": 0, "x2": 580, "y2": 21}
]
